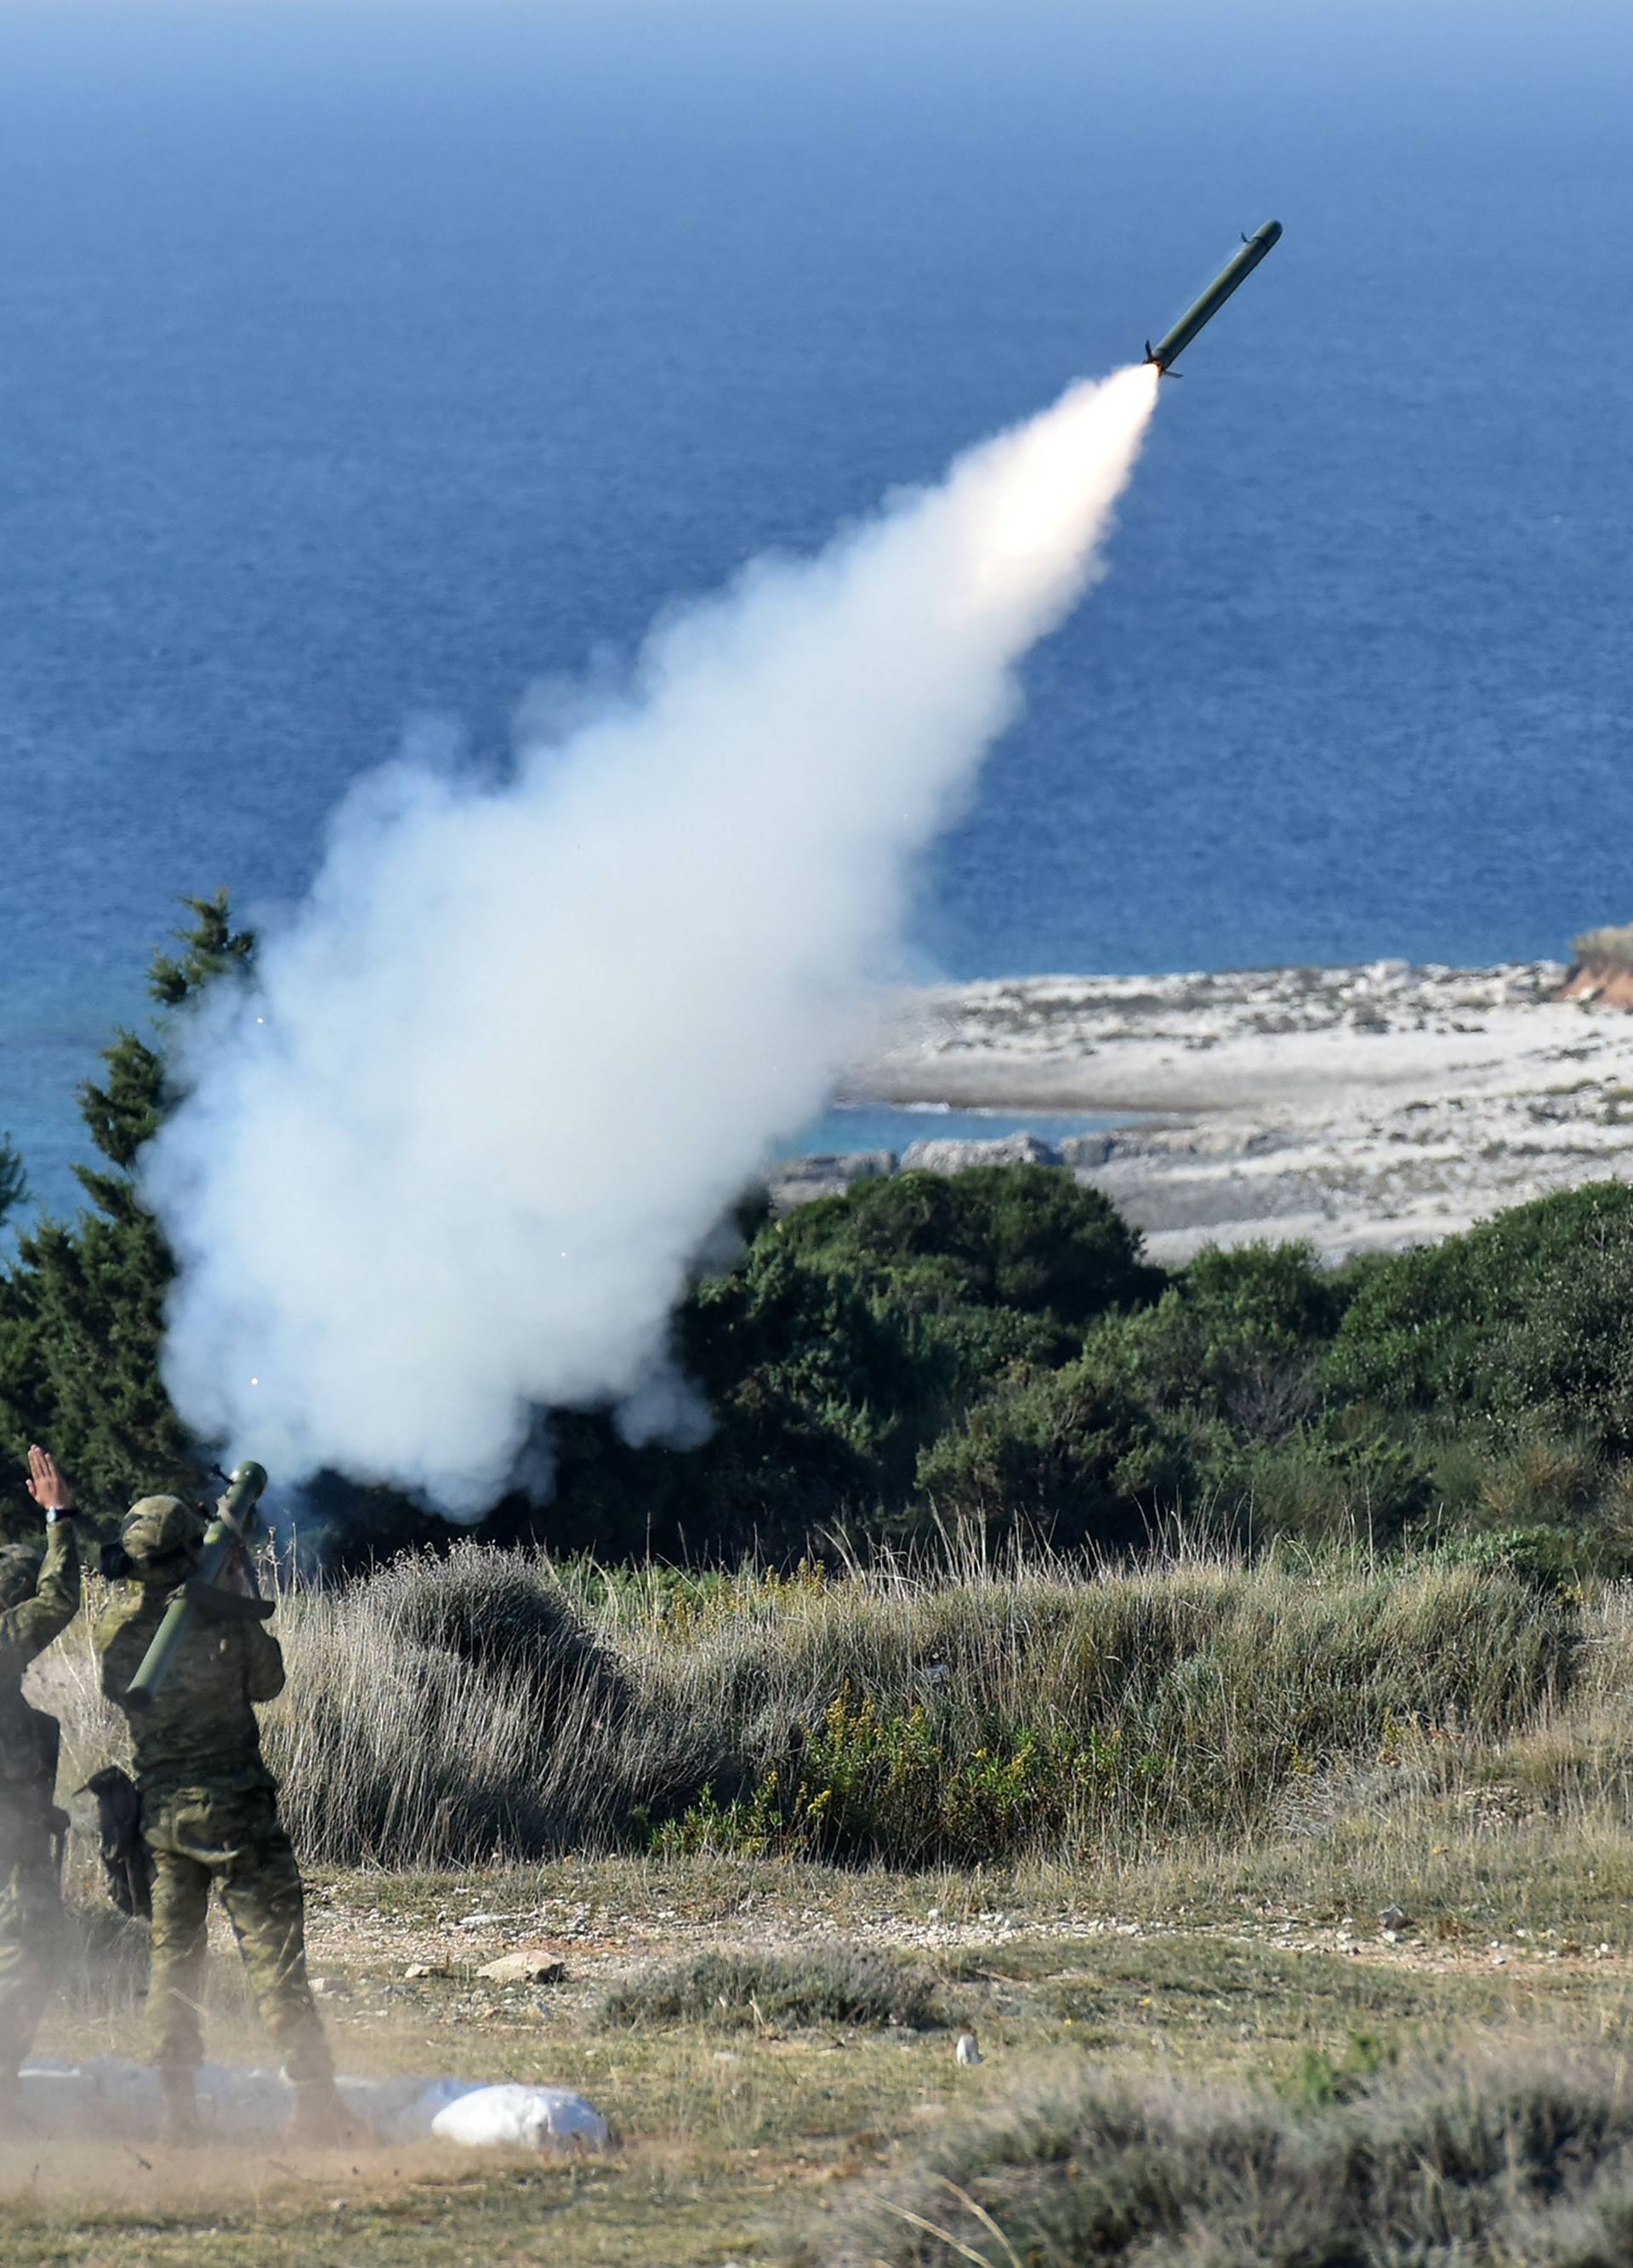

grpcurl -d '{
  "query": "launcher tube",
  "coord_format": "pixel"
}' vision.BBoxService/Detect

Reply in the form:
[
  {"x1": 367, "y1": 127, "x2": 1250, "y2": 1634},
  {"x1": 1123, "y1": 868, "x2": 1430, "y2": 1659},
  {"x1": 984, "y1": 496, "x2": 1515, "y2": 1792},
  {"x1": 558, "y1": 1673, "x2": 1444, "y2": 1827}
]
[{"x1": 123, "y1": 1462, "x2": 270, "y2": 1710}]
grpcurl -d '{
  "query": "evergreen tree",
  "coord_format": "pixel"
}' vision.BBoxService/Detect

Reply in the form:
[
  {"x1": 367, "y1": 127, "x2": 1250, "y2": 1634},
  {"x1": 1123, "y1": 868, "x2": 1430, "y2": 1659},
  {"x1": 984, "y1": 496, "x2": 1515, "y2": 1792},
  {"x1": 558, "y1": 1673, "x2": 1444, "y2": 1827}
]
[
  {"x1": 0, "y1": 892, "x2": 253, "y2": 1528},
  {"x1": 0, "y1": 1140, "x2": 26, "y2": 1233}
]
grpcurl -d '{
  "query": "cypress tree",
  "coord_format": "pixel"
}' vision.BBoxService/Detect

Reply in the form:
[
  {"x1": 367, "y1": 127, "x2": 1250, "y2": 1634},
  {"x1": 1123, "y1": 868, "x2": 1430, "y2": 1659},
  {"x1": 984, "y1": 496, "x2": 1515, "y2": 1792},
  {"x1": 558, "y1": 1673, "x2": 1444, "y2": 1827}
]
[{"x1": 0, "y1": 892, "x2": 253, "y2": 1528}]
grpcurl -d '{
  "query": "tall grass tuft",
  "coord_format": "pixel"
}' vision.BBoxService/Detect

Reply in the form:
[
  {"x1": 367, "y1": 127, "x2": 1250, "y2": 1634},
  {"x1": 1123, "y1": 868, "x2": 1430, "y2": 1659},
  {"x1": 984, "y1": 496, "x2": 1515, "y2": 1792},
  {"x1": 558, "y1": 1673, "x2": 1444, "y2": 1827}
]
[
  {"x1": 811, "y1": 2043, "x2": 1633, "y2": 2266},
  {"x1": 266, "y1": 1544, "x2": 714, "y2": 1866},
  {"x1": 601, "y1": 1946, "x2": 944, "y2": 2032}
]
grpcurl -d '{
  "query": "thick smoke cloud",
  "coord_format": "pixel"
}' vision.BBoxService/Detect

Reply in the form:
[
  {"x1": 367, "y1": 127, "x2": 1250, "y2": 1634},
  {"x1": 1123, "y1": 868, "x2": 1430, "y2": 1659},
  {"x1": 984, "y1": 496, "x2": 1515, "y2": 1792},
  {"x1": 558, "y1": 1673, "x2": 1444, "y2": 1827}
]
[{"x1": 145, "y1": 365, "x2": 1159, "y2": 1515}]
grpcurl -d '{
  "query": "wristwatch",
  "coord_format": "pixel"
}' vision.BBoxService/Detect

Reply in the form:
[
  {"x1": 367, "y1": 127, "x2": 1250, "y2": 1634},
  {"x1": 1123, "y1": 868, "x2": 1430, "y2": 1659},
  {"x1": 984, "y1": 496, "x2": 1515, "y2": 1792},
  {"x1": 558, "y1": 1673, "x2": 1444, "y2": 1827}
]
[{"x1": 45, "y1": 1507, "x2": 76, "y2": 1524}]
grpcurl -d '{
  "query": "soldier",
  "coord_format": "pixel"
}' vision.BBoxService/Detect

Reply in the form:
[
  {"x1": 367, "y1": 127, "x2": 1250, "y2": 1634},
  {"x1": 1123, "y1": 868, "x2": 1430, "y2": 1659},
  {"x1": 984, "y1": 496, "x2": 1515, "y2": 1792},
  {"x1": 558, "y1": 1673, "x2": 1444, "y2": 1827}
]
[
  {"x1": 0, "y1": 1445, "x2": 82, "y2": 2122},
  {"x1": 95, "y1": 1490, "x2": 352, "y2": 2145}
]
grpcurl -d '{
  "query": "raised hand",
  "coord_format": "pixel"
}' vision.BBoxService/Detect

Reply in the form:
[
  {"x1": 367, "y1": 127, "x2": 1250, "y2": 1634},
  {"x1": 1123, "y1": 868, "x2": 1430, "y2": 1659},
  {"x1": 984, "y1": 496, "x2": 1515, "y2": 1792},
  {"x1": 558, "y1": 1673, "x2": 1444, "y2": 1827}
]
[{"x1": 25, "y1": 1444, "x2": 74, "y2": 1514}]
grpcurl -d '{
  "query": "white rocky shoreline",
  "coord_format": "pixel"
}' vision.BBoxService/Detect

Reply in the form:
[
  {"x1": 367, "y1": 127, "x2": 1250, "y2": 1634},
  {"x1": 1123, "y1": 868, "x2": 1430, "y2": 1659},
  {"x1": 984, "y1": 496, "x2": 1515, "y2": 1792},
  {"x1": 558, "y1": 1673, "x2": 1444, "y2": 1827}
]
[{"x1": 770, "y1": 960, "x2": 1633, "y2": 1262}]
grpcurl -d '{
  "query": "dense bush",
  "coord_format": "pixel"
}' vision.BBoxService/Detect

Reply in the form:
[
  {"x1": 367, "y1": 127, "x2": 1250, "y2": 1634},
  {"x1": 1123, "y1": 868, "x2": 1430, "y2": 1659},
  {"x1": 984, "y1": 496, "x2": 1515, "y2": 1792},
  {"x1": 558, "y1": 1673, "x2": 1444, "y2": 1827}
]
[
  {"x1": 777, "y1": 1166, "x2": 1160, "y2": 1337},
  {"x1": 54, "y1": 1542, "x2": 1580, "y2": 1868},
  {"x1": 1329, "y1": 1182, "x2": 1633, "y2": 1445},
  {"x1": 655, "y1": 1694, "x2": 1125, "y2": 1869},
  {"x1": 367, "y1": 1542, "x2": 632, "y2": 1718},
  {"x1": 1095, "y1": 1239, "x2": 1351, "y2": 1439},
  {"x1": 505, "y1": 1170, "x2": 1174, "y2": 1563},
  {"x1": 914, "y1": 1352, "x2": 1187, "y2": 1552}
]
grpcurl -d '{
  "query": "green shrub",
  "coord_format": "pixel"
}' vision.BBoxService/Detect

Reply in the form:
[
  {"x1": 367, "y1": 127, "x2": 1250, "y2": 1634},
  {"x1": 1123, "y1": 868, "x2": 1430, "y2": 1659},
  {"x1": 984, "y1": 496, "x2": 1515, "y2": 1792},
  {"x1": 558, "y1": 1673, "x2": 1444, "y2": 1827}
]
[
  {"x1": 637, "y1": 1556, "x2": 1571, "y2": 1861},
  {"x1": 914, "y1": 1353, "x2": 1188, "y2": 1552},
  {"x1": 1432, "y1": 1523, "x2": 1589, "y2": 1591},
  {"x1": 1329, "y1": 1183, "x2": 1633, "y2": 1446},
  {"x1": 653, "y1": 1688, "x2": 1147, "y2": 1868},
  {"x1": 1208, "y1": 1410, "x2": 1437, "y2": 1548},
  {"x1": 43, "y1": 1544, "x2": 1579, "y2": 1867},
  {"x1": 777, "y1": 1166, "x2": 1162, "y2": 1335},
  {"x1": 1097, "y1": 1239, "x2": 1350, "y2": 1441},
  {"x1": 600, "y1": 1946, "x2": 944, "y2": 2032},
  {"x1": 1289, "y1": 2028, "x2": 1397, "y2": 2108}
]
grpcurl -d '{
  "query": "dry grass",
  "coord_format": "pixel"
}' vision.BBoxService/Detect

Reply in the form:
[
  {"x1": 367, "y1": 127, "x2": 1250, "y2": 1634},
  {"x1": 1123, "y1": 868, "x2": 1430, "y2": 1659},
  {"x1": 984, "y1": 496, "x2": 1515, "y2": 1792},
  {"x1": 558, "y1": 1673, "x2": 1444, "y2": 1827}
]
[
  {"x1": 35, "y1": 1541, "x2": 1602, "y2": 1869},
  {"x1": 813, "y1": 2042, "x2": 1633, "y2": 2267}
]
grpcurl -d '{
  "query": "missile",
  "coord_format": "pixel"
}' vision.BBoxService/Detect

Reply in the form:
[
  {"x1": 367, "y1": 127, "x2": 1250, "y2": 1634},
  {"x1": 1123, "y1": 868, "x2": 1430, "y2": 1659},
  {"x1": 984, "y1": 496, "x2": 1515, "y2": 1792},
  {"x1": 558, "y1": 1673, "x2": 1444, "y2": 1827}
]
[{"x1": 1144, "y1": 220, "x2": 1283, "y2": 375}]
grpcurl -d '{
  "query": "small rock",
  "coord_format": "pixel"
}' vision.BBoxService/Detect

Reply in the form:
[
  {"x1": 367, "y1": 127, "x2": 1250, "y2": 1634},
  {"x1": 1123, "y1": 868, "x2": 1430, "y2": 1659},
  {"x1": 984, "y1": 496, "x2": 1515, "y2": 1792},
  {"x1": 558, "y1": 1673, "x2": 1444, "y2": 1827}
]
[
  {"x1": 310, "y1": 1976, "x2": 350, "y2": 1998},
  {"x1": 1380, "y1": 1904, "x2": 1410, "y2": 1932},
  {"x1": 901, "y1": 1132, "x2": 1061, "y2": 1175},
  {"x1": 477, "y1": 1952, "x2": 567, "y2": 1987},
  {"x1": 404, "y1": 1963, "x2": 442, "y2": 1980},
  {"x1": 954, "y1": 2029, "x2": 982, "y2": 2066},
  {"x1": 1059, "y1": 1133, "x2": 1116, "y2": 1169}
]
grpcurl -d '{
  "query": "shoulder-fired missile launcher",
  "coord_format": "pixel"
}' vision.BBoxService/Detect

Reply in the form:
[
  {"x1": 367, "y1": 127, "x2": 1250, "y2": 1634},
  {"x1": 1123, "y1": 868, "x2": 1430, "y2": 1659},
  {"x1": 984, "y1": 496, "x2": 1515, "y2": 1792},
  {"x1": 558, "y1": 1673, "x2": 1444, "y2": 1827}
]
[{"x1": 123, "y1": 1460, "x2": 271, "y2": 1709}]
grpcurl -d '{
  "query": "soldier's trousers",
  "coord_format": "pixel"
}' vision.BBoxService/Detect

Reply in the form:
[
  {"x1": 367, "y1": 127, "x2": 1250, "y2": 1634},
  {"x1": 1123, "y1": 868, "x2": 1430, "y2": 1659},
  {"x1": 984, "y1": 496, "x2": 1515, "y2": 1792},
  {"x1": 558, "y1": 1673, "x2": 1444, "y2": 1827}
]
[
  {"x1": 0, "y1": 1803, "x2": 61, "y2": 2080},
  {"x1": 140, "y1": 1779, "x2": 332, "y2": 2083}
]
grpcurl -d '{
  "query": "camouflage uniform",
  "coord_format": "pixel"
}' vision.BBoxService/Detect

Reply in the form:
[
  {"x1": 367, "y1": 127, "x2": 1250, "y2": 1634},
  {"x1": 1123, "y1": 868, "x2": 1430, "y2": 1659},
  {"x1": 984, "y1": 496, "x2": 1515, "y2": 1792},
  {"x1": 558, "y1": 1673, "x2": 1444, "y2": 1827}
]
[
  {"x1": 94, "y1": 1502, "x2": 333, "y2": 2094},
  {"x1": 0, "y1": 1519, "x2": 81, "y2": 2083}
]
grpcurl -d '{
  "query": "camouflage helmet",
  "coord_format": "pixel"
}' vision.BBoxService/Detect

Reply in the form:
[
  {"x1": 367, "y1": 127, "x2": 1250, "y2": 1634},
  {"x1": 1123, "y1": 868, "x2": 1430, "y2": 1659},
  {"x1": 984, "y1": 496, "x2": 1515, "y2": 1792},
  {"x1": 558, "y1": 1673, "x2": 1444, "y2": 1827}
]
[
  {"x1": 121, "y1": 1496, "x2": 206, "y2": 1570},
  {"x1": 0, "y1": 1543, "x2": 41, "y2": 1612}
]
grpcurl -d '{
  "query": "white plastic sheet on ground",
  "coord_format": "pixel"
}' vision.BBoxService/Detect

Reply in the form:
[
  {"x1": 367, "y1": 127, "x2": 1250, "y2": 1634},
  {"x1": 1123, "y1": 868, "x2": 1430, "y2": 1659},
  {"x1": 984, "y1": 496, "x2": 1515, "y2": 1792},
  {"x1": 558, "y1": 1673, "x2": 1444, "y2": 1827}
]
[{"x1": 18, "y1": 2058, "x2": 609, "y2": 2149}]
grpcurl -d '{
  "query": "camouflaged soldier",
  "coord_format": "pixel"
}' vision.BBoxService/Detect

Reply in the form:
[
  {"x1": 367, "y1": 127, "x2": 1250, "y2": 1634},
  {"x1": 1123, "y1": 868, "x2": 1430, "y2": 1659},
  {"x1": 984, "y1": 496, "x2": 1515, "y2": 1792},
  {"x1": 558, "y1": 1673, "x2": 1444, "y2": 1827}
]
[
  {"x1": 95, "y1": 1492, "x2": 350, "y2": 2145},
  {"x1": 0, "y1": 1446, "x2": 82, "y2": 2120}
]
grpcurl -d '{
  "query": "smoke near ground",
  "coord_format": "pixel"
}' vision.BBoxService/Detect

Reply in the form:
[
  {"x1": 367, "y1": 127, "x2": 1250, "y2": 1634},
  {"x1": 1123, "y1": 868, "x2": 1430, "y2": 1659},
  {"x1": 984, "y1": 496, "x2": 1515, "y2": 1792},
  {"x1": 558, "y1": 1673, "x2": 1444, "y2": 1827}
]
[{"x1": 145, "y1": 366, "x2": 1160, "y2": 1514}]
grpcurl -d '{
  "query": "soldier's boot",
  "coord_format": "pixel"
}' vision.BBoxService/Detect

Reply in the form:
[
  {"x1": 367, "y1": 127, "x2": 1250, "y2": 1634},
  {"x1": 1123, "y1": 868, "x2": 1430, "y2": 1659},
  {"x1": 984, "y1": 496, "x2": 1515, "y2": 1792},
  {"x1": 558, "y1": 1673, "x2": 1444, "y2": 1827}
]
[
  {"x1": 286, "y1": 2076, "x2": 369, "y2": 2148},
  {"x1": 159, "y1": 2066, "x2": 200, "y2": 2147}
]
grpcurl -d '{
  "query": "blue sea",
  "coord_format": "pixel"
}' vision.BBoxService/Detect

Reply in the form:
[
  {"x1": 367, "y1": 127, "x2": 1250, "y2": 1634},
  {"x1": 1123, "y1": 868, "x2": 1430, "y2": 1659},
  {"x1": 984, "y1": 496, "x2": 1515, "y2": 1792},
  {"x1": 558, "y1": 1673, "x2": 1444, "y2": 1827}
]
[{"x1": 4, "y1": 1, "x2": 1633, "y2": 1212}]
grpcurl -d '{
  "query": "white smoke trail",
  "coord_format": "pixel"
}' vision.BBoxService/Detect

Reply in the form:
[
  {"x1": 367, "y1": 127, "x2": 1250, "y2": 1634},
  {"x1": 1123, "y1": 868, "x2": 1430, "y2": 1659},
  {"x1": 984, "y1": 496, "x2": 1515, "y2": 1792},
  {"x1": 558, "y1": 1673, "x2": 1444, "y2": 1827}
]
[{"x1": 145, "y1": 364, "x2": 1160, "y2": 1515}]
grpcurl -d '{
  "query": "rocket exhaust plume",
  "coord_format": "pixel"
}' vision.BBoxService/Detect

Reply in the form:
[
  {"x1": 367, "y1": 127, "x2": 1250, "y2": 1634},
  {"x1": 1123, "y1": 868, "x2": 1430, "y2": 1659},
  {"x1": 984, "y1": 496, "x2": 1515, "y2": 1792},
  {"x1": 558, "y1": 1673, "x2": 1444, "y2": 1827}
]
[{"x1": 145, "y1": 364, "x2": 1160, "y2": 1516}]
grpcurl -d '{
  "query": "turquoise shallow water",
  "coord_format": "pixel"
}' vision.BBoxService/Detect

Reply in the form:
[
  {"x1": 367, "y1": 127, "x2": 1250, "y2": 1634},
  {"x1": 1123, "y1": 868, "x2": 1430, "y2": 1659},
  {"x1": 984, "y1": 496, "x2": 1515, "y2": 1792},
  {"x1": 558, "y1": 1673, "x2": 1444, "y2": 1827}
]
[
  {"x1": 778, "y1": 1103, "x2": 1131, "y2": 1161},
  {"x1": 4, "y1": 4, "x2": 1633, "y2": 1212}
]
